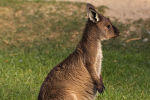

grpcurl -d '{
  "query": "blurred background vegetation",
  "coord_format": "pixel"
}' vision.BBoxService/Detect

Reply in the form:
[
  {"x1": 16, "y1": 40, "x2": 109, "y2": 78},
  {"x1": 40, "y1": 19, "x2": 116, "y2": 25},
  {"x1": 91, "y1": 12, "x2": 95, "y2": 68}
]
[{"x1": 0, "y1": 0, "x2": 150, "y2": 100}]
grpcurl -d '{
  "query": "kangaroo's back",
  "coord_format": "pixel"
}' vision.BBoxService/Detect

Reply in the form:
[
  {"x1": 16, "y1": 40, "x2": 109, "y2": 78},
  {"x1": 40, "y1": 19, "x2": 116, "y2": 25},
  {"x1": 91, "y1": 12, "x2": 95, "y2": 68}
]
[{"x1": 38, "y1": 51, "x2": 97, "y2": 100}]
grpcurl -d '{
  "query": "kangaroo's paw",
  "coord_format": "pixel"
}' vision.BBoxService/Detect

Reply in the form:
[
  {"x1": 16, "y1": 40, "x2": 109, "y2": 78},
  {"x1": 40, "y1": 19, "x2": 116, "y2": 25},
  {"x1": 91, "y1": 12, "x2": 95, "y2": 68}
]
[{"x1": 97, "y1": 83, "x2": 105, "y2": 94}]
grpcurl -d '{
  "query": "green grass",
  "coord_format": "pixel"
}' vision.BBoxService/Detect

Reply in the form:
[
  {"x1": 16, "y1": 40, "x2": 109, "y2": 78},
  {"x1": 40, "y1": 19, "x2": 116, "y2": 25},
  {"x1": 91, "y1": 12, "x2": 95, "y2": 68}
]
[{"x1": 0, "y1": 1, "x2": 150, "y2": 100}]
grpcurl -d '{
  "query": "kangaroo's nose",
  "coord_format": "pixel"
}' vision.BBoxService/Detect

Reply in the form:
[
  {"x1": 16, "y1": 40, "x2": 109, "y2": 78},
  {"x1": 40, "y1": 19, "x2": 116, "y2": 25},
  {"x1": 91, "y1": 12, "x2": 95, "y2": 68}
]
[
  {"x1": 116, "y1": 31, "x2": 120, "y2": 36},
  {"x1": 112, "y1": 25, "x2": 120, "y2": 36}
]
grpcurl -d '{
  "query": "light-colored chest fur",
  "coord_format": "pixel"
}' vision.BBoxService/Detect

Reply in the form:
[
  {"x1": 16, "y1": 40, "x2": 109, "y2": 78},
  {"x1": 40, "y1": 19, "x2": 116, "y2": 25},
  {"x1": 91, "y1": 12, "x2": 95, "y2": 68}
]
[{"x1": 95, "y1": 42, "x2": 103, "y2": 77}]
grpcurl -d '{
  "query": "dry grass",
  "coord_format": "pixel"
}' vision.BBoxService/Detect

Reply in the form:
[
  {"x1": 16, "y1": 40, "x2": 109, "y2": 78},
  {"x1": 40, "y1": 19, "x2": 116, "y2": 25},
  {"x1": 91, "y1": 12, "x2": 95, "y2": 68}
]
[{"x1": 0, "y1": 2, "x2": 86, "y2": 49}]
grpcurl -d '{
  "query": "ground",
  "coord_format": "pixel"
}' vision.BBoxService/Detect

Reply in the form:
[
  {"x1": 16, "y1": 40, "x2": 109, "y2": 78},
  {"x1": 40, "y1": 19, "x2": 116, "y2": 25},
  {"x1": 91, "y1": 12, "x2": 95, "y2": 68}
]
[
  {"x1": 0, "y1": 0, "x2": 150, "y2": 100},
  {"x1": 57, "y1": 0, "x2": 150, "y2": 21}
]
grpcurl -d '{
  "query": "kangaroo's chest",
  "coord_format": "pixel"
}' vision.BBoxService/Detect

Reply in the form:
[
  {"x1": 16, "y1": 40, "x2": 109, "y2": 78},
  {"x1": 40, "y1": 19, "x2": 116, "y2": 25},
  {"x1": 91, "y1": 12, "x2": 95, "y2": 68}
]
[{"x1": 95, "y1": 43, "x2": 103, "y2": 77}]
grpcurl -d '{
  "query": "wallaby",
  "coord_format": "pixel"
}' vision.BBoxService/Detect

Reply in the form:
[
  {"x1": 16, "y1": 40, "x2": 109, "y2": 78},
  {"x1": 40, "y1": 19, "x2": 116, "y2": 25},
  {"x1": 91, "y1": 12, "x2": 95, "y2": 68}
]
[{"x1": 38, "y1": 3, "x2": 119, "y2": 100}]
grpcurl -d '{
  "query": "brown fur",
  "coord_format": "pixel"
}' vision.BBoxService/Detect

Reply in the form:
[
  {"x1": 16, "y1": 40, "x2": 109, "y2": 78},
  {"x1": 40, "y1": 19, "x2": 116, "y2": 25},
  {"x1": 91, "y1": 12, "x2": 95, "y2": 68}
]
[{"x1": 38, "y1": 3, "x2": 119, "y2": 100}]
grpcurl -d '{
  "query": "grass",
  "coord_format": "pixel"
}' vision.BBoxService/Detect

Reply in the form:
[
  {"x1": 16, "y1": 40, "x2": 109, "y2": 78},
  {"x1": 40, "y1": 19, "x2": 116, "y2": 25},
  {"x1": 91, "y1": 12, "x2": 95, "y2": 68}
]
[{"x1": 0, "y1": 0, "x2": 150, "y2": 100}]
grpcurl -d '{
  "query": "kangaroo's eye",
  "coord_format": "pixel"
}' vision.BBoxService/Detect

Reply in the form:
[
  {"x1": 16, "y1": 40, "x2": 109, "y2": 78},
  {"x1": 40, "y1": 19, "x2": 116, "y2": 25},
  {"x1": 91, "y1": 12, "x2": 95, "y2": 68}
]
[{"x1": 106, "y1": 25, "x2": 111, "y2": 29}]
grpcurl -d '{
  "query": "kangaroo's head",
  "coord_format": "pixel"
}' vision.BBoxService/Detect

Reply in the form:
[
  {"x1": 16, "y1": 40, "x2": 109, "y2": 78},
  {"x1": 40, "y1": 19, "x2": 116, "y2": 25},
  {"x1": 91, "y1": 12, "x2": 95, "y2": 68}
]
[{"x1": 87, "y1": 3, "x2": 119, "y2": 41}]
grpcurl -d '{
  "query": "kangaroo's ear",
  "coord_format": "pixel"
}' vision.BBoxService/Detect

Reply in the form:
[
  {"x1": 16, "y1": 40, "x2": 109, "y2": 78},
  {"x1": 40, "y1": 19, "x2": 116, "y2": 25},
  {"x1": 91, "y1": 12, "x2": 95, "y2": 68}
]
[{"x1": 86, "y1": 3, "x2": 100, "y2": 23}]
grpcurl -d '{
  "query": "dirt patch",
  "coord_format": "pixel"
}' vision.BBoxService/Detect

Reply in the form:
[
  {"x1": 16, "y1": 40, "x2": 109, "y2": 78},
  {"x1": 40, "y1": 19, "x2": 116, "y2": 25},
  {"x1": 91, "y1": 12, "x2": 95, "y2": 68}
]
[
  {"x1": 0, "y1": 7, "x2": 15, "y2": 29},
  {"x1": 57, "y1": 0, "x2": 150, "y2": 22}
]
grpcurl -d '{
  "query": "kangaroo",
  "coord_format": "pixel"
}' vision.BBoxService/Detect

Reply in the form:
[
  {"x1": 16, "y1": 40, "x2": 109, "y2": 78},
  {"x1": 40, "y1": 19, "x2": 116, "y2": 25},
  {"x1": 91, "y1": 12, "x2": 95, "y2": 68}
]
[{"x1": 38, "y1": 3, "x2": 119, "y2": 100}]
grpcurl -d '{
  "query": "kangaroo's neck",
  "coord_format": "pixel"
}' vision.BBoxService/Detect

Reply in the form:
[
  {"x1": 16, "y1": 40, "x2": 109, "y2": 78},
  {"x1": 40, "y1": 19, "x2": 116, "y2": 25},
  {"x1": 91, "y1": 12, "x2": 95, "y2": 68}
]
[
  {"x1": 77, "y1": 20, "x2": 103, "y2": 75},
  {"x1": 82, "y1": 20, "x2": 100, "y2": 43},
  {"x1": 77, "y1": 20, "x2": 102, "y2": 55}
]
